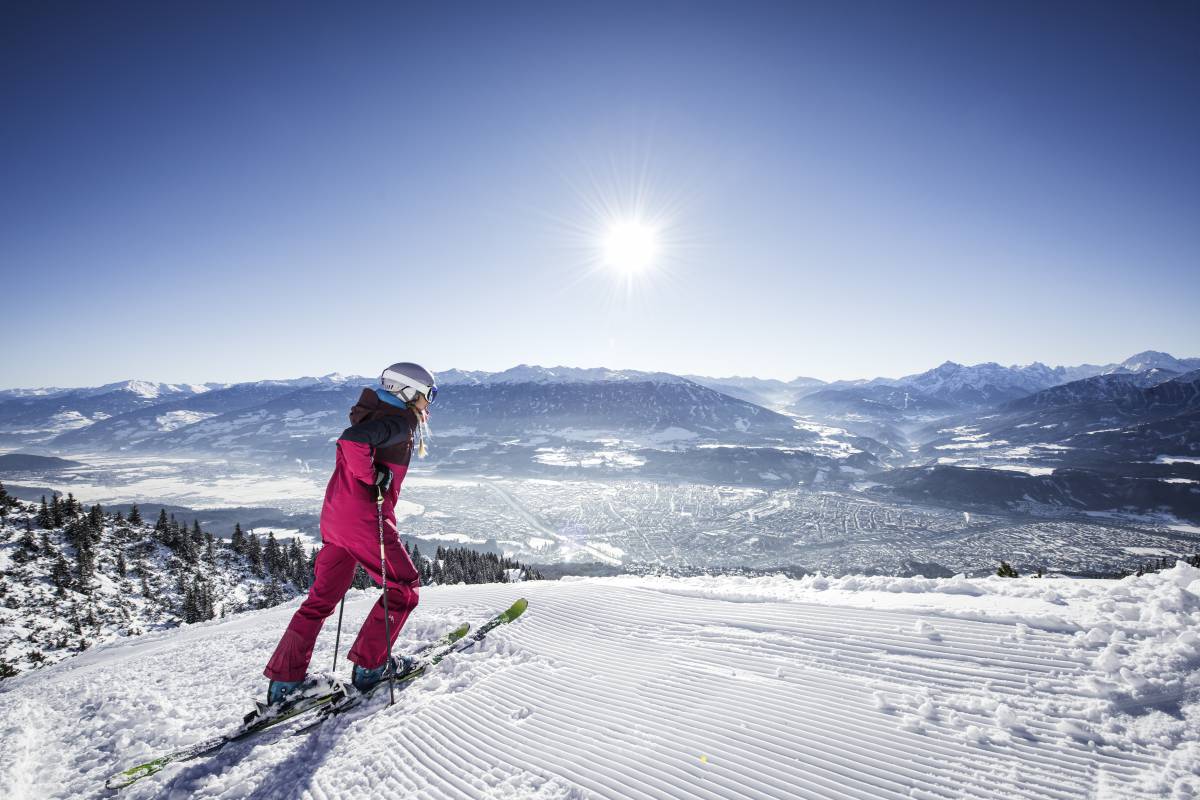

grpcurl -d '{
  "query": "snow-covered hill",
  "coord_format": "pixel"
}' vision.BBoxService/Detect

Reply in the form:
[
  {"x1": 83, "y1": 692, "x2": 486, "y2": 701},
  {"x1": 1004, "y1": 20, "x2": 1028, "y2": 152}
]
[
  {"x1": 0, "y1": 493, "x2": 544, "y2": 680},
  {"x1": 0, "y1": 495, "x2": 316, "y2": 676},
  {"x1": 2, "y1": 569, "x2": 1197, "y2": 799}
]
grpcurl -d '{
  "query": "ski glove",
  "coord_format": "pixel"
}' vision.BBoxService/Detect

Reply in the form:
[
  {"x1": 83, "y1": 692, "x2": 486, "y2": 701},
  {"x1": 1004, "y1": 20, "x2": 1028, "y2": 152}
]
[{"x1": 373, "y1": 465, "x2": 393, "y2": 494}]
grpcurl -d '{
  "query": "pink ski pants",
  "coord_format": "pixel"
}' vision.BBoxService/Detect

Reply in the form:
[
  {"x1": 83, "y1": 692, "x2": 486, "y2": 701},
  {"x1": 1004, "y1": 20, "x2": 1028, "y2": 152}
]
[{"x1": 264, "y1": 529, "x2": 420, "y2": 682}]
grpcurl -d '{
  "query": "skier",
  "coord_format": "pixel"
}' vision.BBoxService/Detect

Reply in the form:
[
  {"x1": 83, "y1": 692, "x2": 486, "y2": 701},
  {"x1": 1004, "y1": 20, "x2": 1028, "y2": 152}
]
[{"x1": 262, "y1": 362, "x2": 437, "y2": 707}]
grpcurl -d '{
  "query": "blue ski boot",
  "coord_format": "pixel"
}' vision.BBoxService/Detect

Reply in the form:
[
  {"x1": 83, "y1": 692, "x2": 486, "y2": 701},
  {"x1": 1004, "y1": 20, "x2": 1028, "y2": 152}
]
[
  {"x1": 267, "y1": 679, "x2": 303, "y2": 706},
  {"x1": 352, "y1": 654, "x2": 418, "y2": 694},
  {"x1": 244, "y1": 674, "x2": 345, "y2": 729}
]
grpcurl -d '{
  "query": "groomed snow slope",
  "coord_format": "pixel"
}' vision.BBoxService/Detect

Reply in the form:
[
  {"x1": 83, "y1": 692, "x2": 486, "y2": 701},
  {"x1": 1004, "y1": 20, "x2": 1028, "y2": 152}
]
[{"x1": 2, "y1": 569, "x2": 1199, "y2": 799}]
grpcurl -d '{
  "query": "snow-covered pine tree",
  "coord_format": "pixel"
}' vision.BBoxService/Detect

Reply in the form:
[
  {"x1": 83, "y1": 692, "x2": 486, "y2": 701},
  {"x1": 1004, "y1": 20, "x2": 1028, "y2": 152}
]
[
  {"x1": 264, "y1": 531, "x2": 281, "y2": 576},
  {"x1": 246, "y1": 532, "x2": 263, "y2": 577}
]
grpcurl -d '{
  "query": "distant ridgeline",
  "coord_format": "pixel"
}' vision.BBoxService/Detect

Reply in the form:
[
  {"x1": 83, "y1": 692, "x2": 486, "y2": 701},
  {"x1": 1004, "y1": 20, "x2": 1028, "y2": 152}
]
[{"x1": 0, "y1": 482, "x2": 542, "y2": 680}]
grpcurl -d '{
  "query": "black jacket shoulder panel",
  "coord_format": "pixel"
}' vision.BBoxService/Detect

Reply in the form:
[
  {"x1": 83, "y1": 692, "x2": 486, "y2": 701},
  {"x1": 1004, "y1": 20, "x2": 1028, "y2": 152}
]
[{"x1": 339, "y1": 415, "x2": 411, "y2": 448}]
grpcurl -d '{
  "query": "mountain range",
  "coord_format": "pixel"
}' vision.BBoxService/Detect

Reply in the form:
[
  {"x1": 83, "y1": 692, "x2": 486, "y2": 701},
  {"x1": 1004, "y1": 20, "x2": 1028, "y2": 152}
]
[{"x1": 0, "y1": 351, "x2": 1197, "y2": 521}]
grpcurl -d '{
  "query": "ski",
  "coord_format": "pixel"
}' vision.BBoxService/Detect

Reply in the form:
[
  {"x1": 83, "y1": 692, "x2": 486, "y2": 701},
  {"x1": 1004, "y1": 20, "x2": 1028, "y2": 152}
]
[
  {"x1": 104, "y1": 621, "x2": 471, "y2": 791},
  {"x1": 296, "y1": 597, "x2": 529, "y2": 731}
]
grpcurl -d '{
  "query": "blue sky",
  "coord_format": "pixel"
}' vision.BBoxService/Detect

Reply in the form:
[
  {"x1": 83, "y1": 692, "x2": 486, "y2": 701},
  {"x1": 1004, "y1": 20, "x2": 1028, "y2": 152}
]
[{"x1": 2, "y1": 0, "x2": 1197, "y2": 387}]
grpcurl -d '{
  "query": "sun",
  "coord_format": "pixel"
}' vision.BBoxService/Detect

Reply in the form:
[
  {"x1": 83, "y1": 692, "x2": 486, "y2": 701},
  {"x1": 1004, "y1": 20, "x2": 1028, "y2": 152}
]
[{"x1": 602, "y1": 221, "x2": 658, "y2": 274}]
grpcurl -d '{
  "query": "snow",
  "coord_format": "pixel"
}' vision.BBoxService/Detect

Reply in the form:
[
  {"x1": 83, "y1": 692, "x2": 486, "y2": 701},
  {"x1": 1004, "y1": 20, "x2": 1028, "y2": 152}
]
[
  {"x1": 2, "y1": 568, "x2": 1198, "y2": 798},
  {"x1": 155, "y1": 410, "x2": 219, "y2": 432},
  {"x1": 533, "y1": 446, "x2": 647, "y2": 469},
  {"x1": 1155, "y1": 456, "x2": 1200, "y2": 466},
  {"x1": 31, "y1": 457, "x2": 329, "y2": 510},
  {"x1": 248, "y1": 527, "x2": 320, "y2": 548},
  {"x1": 934, "y1": 439, "x2": 1008, "y2": 450},
  {"x1": 989, "y1": 464, "x2": 1057, "y2": 476}
]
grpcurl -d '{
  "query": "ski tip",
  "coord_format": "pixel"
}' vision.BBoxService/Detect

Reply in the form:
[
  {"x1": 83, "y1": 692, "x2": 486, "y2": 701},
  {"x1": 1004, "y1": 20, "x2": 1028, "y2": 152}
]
[
  {"x1": 504, "y1": 598, "x2": 529, "y2": 620},
  {"x1": 450, "y1": 622, "x2": 471, "y2": 641},
  {"x1": 106, "y1": 757, "x2": 167, "y2": 790}
]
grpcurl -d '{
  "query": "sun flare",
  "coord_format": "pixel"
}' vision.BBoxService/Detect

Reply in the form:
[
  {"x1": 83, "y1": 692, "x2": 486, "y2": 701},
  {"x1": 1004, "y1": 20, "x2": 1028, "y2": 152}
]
[{"x1": 602, "y1": 221, "x2": 658, "y2": 274}]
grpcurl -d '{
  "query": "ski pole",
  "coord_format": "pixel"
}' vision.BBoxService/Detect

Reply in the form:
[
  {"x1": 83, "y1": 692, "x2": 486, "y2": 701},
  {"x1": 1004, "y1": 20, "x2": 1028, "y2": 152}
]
[
  {"x1": 376, "y1": 487, "x2": 395, "y2": 706},
  {"x1": 332, "y1": 597, "x2": 345, "y2": 674}
]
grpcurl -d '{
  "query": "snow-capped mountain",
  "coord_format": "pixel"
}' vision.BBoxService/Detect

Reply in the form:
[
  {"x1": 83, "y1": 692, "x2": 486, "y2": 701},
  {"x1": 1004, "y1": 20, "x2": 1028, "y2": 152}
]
[
  {"x1": 49, "y1": 381, "x2": 331, "y2": 451},
  {"x1": 1006, "y1": 370, "x2": 1190, "y2": 410},
  {"x1": 0, "y1": 380, "x2": 220, "y2": 401},
  {"x1": 0, "y1": 375, "x2": 361, "y2": 448},
  {"x1": 3, "y1": 352, "x2": 1197, "y2": 518},
  {"x1": 1107, "y1": 350, "x2": 1200, "y2": 375},
  {"x1": 910, "y1": 370, "x2": 1200, "y2": 503},
  {"x1": 895, "y1": 360, "x2": 1069, "y2": 408},
  {"x1": 432, "y1": 377, "x2": 792, "y2": 437},
  {"x1": 8, "y1": 372, "x2": 817, "y2": 458},
  {"x1": 439, "y1": 365, "x2": 690, "y2": 386},
  {"x1": 774, "y1": 352, "x2": 1198, "y2": 417}
]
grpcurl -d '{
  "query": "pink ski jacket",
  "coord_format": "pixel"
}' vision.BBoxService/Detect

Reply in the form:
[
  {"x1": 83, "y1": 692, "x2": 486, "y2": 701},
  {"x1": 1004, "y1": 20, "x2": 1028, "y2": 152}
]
[{"x1": 319, "y1": 388, "x2": 418, "y2": 547}]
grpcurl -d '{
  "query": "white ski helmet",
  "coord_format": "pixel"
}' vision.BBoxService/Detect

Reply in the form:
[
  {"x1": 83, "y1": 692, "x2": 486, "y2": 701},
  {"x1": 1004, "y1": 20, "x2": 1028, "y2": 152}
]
[{"x1": 380, "y1": 362, "x2": 438, "y2": 404}]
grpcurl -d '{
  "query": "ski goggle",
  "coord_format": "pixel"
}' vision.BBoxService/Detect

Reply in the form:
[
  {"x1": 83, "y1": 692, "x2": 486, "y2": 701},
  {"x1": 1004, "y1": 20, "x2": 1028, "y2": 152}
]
[{"x1": 404, "y1": 382, "x2": 437, "y2": 404}]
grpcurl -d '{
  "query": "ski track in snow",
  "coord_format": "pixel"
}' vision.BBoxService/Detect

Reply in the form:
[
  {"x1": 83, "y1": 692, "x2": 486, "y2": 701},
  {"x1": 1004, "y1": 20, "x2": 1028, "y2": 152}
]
[{"x1": 2, "y1": 571, "x2": 1199, "y2": 800}]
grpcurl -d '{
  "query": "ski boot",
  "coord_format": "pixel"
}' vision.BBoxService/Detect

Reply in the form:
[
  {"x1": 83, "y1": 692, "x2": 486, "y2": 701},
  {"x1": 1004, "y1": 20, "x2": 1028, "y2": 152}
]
[
  {"x1": 243, "y1": 674, "x2": 343, "y2": 730},
  {"x1": 267, "y1": 679, "x2": 303, "y2": 706},
  {"x1": 352, "y1": 654, "x2": 419, "y2": 694}
]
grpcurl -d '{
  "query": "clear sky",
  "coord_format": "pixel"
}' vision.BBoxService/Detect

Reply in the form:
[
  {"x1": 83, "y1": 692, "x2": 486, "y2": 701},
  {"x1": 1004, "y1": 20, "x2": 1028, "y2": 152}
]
[{"x1": 2, "y1": 0, "x2": 1197, "y2": 387}]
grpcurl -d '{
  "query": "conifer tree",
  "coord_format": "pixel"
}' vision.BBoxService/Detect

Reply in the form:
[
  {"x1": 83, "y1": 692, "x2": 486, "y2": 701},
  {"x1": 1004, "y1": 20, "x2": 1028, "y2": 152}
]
[
  {"x1": 264, "y1": 532, "x2": 281, "y2": 576},
  {"x1": 37, "y1": 496, "x2": 52, "y2": 529},
  {"x1": 75, "y1": 543, "x2": 96, "y2": 591},
  {"x1": 50, "y1": 553, "x2": 71, "y2": 596},
  {"x1": 183, "y1": 583, "x2": 198, "y2": 624},
  {"x1": 247, "y1": 533, "x2": 263, "y2": 577},
  {"x1": 231, "y1": 522, "x2": 245, "y2": 554},
  {"x1": 14, "y1": 524, "x2": 38, "y2": 562},
  {"x1": 128, "y1": 503, "x2": 142, "y2": 525},
  {"x1": 997, "y1": 561, "x2": 1019, "y2": 578},
  {"x1": 352, "y1": 564, "x2": 370, "y2": 589},
  {"x1": 117, "y1": 551, "x2": 127, "y2": 578},
  {"x1": 88, "y1": 503, "x2": 103, "y2": 531}
]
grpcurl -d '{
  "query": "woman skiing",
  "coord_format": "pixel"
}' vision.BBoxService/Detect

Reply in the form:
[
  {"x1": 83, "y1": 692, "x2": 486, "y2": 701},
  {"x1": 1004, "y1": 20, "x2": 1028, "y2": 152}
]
[{"x1": 263, "y1": 362, "x2": 436, "y2": 706}]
